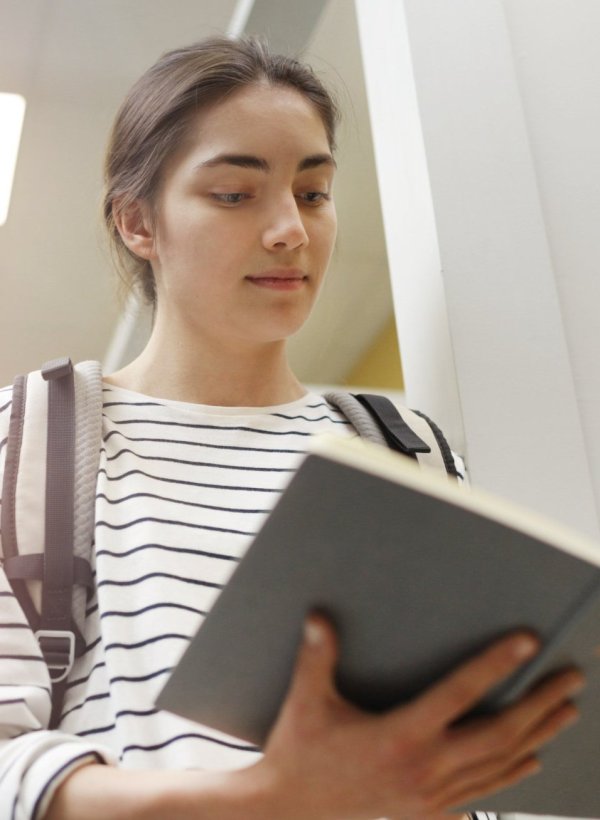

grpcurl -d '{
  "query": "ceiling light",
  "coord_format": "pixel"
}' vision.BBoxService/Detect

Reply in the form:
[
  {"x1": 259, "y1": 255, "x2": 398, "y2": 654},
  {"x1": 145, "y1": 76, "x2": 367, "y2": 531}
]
[{"x1": 0, "y1": 93, "x2": 26, "y2": 227}]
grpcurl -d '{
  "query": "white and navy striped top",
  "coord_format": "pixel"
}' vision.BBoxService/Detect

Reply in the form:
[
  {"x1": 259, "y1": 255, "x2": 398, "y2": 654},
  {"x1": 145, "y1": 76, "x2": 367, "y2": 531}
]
[{"x1": 0, "y1": 384, "x2": 358, "y2": 819}]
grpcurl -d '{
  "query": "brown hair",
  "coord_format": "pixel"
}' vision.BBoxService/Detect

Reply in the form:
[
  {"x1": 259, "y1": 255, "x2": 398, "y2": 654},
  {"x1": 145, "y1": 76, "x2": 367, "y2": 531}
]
[{"x1": 103, "y1": 36, "x2": 340, "y2": 304}]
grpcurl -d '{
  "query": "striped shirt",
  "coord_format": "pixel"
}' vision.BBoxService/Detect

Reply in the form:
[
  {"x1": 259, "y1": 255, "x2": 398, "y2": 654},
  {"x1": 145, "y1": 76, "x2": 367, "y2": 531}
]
[{"x1": 0, "y1": 384, "x2": 356, "y2": 818}]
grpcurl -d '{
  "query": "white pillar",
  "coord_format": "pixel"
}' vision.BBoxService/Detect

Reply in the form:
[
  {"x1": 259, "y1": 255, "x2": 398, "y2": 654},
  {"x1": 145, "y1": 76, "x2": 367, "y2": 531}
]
[{"x1": 355, "y1": 0, "x2": 599, "y2": 540}]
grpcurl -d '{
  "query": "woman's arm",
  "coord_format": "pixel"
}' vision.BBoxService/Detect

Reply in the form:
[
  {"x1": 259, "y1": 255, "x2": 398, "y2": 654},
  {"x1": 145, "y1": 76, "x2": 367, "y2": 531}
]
[
  {"x1": 0, "y1": 570, "x2": 119, "y2": 820},
  {"x1": 45, "y1": 615, "x2": 582, "y2": 820}
]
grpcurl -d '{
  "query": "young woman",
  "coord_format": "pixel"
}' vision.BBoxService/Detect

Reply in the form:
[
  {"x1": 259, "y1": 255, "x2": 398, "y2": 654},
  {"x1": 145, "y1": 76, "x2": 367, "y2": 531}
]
[{"x1": 0, "y1": 37, "x2": 583, "y2": 820}]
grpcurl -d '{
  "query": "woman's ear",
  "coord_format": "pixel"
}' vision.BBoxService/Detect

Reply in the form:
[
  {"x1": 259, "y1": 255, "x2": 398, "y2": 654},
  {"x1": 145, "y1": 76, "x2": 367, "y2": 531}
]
[{"x1": 113, "y1": 198, "x2": 157, "y2": 261}]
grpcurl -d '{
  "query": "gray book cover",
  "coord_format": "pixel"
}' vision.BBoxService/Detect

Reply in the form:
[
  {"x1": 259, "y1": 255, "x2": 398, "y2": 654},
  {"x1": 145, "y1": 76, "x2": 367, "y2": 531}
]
[{"x1": 157, "y1": 437, "x2": 600, "y2": 817}]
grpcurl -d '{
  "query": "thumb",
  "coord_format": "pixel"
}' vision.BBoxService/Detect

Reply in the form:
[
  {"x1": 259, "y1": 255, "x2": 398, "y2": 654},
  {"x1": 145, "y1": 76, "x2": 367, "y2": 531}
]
[{"x1": 287, "y1": 613, "x2": 340, "y2": 705}]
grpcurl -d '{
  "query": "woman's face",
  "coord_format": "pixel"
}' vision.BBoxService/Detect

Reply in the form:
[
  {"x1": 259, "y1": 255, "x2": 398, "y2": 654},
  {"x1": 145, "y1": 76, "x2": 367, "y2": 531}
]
[{"x1": 147, "y1": 82, "x2": 337, "y2": 348}]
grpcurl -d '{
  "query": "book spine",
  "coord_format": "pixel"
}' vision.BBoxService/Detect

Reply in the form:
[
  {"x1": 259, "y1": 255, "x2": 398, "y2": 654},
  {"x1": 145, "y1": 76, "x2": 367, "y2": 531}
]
[{"x1": 486, "y1": 573, "x2": 600, "y2": 710}]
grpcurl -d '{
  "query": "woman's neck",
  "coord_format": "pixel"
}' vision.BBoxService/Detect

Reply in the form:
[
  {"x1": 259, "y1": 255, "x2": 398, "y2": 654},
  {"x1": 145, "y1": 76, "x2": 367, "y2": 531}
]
[{"x1": 104, "y1": 325, "x2": 307, "y2": 407}]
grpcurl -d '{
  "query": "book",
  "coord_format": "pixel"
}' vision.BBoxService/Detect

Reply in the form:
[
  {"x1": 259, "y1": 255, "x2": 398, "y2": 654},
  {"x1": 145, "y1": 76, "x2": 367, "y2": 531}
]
[{"x1": 156, "y1": 433, "x2": 600, "y2": 817}]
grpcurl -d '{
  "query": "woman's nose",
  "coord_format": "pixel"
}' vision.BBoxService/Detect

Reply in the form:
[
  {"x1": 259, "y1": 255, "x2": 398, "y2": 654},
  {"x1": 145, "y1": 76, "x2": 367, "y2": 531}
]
[{"x1": 262, "y1": 198, "x2": 309, "y2": 251}]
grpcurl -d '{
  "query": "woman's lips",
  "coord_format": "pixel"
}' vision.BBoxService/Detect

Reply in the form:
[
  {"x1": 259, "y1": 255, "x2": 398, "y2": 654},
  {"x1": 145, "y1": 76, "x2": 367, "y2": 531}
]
[{"x1": 245, "y1": 270, "x2": 308, "y2": 290}]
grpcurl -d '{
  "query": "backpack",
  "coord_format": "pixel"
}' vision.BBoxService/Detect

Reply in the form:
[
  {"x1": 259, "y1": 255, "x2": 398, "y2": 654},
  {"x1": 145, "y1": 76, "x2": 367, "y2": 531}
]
[{"x1": 0, "y1": 357, "x2": 459, "y2": 728}]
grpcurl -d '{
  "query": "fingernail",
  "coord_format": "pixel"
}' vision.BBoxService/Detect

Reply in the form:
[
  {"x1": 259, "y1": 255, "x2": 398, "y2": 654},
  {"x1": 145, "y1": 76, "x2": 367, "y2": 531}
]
[
  {"x1": 513, "y1": 636, "x2": 539, "y2": 659},
  {"x1": 304, "y1": 619, "x2": 324, "y2": 647}
]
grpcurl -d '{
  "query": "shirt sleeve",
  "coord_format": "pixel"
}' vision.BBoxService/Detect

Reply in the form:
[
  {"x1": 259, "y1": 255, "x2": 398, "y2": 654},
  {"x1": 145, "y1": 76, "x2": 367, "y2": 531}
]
[
  {"x1": 0, "y1": 570, "x2": 118, "y2": 820},
  {"x1": 0, "y1": 389, "x2": 117, "y2": 820}
]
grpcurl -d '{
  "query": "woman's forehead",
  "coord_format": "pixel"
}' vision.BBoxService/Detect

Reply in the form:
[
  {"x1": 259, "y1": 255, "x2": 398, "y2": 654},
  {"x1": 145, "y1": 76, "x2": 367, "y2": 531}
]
[{"x1": 184, "y1": 84, "x2": 331, "y2": 153}]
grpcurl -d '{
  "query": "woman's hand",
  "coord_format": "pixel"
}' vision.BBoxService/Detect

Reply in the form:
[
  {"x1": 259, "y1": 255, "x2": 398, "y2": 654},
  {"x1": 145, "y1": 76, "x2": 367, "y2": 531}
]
[
  {"x1": 44, "y1": 616, "x2": 582, "y2": 820},
  {"x1": 255, "y1": 614, "x2": 583, "y2": 820}
]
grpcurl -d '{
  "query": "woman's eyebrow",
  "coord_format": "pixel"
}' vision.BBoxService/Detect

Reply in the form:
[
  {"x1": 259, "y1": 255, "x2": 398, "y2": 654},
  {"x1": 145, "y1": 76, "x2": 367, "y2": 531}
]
[
  {"x1": 298, "y1": 153, "x2": 337, "y2": 171},
  {"x1": 195, "y1": 153, "x2": 336, "y2": 172},
  {"x1": 197, "y1": 154, "x2": 269, "y2": 171}
]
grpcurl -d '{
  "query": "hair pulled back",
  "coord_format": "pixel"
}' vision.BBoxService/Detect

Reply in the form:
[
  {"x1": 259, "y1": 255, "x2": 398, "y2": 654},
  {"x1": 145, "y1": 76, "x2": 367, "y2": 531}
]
[{"x1": 103, "y1": 36, "x2": 340, "y2": 304}]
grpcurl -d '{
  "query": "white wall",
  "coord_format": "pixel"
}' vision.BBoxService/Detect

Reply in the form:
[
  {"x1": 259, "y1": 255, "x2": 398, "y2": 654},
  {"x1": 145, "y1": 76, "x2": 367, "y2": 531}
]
[
  {"x1": 356, "y1": 0, "x2": 600, "y2": 541},
  {"x1": 502, "y1": 0, "x2": 600, "y2": 530}
]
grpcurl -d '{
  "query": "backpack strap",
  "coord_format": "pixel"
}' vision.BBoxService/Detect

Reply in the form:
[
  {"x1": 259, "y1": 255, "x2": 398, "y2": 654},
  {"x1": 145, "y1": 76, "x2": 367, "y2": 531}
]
[
  {"x1": 409, "y1": 407, "x2": 461, "y2": 479},
  {"x1": 1, "y1": 358, "x2": 103, "y2": 727},
  {"x1": 324, "y1": 391, "x2": 459, "y2": 479}
]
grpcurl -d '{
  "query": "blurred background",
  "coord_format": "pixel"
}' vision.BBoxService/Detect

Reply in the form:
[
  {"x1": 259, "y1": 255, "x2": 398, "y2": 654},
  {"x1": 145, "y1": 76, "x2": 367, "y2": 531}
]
[{"x1": 0, "y1": 0, "x2": 404, "y2": 393}]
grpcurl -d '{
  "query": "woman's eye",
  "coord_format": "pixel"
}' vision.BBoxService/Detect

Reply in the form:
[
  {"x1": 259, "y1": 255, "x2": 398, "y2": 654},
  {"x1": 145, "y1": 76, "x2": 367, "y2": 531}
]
[
  {"x1": 298, "y1": 191, "x2": 330, "y2": 205},
  {"x1": 211, "y1": 193, "x2": 250, "y2": 205}
]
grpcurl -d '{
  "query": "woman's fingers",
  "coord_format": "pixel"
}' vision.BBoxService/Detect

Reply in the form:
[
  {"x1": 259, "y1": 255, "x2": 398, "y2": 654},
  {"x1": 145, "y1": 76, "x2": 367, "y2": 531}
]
[
  {"x1": 281, "y1": 614, "x2": 343, "y2": 712},
  {"x1": 403, "y1": 633, "x2": 540, "y2": 729},
  {"x1": 449, "y1": 667, "x2": 584, "y2": 763},
  {"x1": 436, "y1": 753, "x2": 542, "y2": 814},
  {"x1": 432, "y1": 700, "x2": 579, "y2": 808},
  {"x1": 409, "y1": 677, "x2": 581, "y2": 817},
  {"x1": 508, "y1": 699, "x2": 580, "y2": 754}
]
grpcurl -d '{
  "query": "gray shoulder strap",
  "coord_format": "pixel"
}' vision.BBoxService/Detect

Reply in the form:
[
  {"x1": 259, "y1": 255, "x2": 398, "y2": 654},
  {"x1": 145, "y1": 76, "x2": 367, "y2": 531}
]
[
  {"x1": 70, "y1": 360, "x2": 104, "y2": 643},
  {"x1": 324, "y1": 391, "x2": 457, "y2": 477},
  {"x1": 1, "y1": 359, "x2": 103, "y2": 681},
  {"x1": 323, "y1": 391, "x2": 388, "y2": 447}
]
